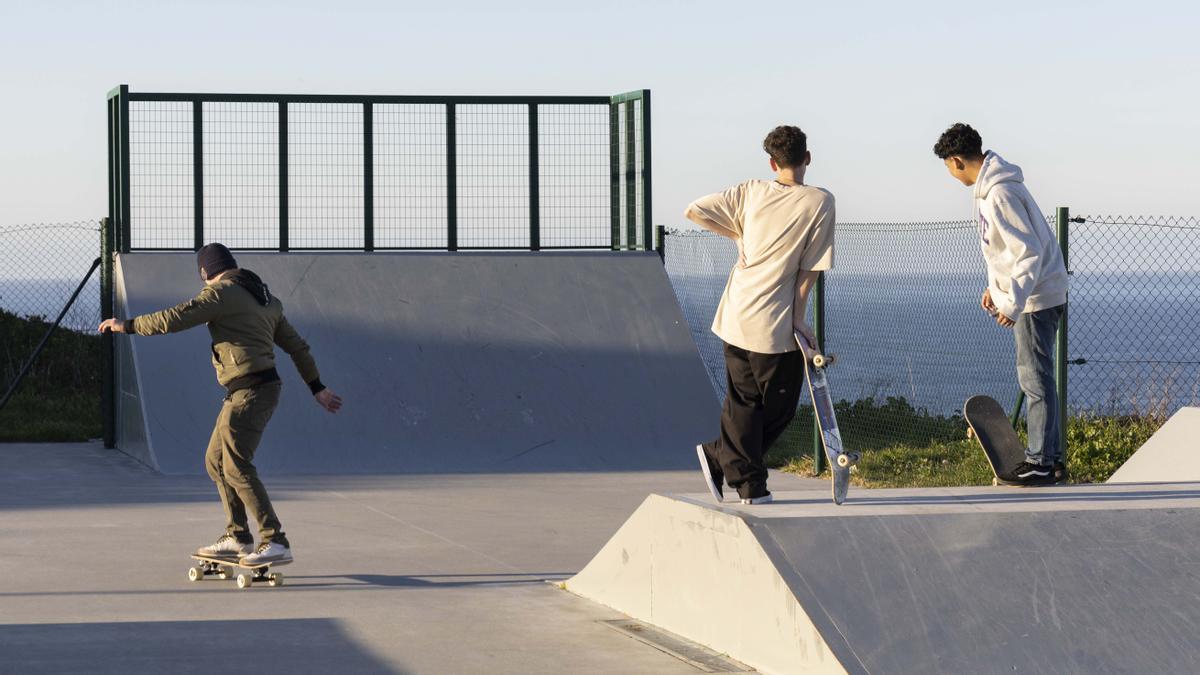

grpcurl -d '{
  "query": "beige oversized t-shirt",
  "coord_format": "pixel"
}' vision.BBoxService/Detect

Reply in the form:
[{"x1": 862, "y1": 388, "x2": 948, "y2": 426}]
[{"x1": 688, "y1": 180, "x2": 835, "y2": 354}]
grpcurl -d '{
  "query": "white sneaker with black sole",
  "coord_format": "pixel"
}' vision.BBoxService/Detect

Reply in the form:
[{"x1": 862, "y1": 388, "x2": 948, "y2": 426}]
[
  {"x1": 196, "y1": 534, "x2": 254, "y2": 558},
  {"x1": 695, "y1": 444, "x2": 724, "y2": 503},
  {"x1": 240, "y1": 541, "x2": 293, "y2": 566},
  {"x1": 740, "y1": 493, "x2": 773, "y2": 505}
]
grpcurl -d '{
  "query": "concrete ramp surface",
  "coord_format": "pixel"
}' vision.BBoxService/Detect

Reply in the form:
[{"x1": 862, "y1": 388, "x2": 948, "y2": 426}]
[
  {"x1": 114, "y1": 252, "x2": 718, "y2": 474},
  {"x1": 1108, "y1": 406, "x2": 1200, "y2": 483},
  {"x1": 568, "y1": 484, "x2": 1200, "y2": 675}
]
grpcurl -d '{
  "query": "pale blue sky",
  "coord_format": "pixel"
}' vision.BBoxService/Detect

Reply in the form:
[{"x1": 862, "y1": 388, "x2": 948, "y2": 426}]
[{"x1": 1, "y1": 0, "x2": 1197, "y2": 227}]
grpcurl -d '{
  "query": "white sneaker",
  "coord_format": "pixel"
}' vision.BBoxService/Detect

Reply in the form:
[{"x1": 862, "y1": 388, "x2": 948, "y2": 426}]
[
  {"x1": 196, "y1": 534, "x2": 254, "y2": 558},
  {"x1": 240, "y1": 541, "x2": 293, "y2": 565},
  {"x1": 740, "y1": 493, "x2": 773, "y2": 505}
]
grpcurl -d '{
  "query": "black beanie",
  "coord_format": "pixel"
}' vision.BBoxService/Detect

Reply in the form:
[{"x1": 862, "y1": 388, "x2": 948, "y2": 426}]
[{"x1": 197, "y1": 243, "x2": 238, "y2": 280}]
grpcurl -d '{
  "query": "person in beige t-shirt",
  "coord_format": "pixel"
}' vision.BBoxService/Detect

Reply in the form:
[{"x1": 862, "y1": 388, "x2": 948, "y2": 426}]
[{"x1": 684, "y1": 125, "x2": 835, "y2": 505}]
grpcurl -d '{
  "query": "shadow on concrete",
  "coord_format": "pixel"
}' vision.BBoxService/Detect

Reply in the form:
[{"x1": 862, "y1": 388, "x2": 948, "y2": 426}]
[
  {"x1": 841, "y1": 487, "x2": 1200, "y2": 507},
  {"x1": 0, "y1": 618, "x2": 407, "y2": 674},
  {"x1": 296, "y1": 572, "x2": 573, "y2": 589}
]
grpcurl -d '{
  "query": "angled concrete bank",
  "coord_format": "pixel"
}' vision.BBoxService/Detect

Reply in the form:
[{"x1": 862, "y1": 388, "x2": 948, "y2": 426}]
[
  {"x1": 1108, "y1": 406, "x2": 1200, "y2": 483},
  {"x1": 568, "y1": 484, "x2": 1200, "y2": 675}
]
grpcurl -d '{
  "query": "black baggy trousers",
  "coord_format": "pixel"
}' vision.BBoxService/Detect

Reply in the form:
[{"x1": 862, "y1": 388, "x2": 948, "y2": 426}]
[{"x1": 709, "y1": 341, "x2": 805, "y2": 498}]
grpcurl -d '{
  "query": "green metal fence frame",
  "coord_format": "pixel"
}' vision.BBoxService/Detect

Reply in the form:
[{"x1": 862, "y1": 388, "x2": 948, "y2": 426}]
[{"x1": 105, "y1": 85, "x2": 651, "y2": 255}]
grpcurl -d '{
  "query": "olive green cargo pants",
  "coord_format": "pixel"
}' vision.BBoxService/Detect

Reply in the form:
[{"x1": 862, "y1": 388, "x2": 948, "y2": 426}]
[{"x1": 205, "y1": 382, "x2": 289, "y2": 547}]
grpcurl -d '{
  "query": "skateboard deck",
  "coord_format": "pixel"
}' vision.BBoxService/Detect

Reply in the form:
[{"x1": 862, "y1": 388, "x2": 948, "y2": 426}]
[
  {"x1": 964, "y1": 395, "x2": 1027, "y2": 486},
  {"x1": 188, "y1": 553, "x2": 291, "y2": 589},
  {"x1": 798, "y1": 334, "x2": 857, "y2": 505}
]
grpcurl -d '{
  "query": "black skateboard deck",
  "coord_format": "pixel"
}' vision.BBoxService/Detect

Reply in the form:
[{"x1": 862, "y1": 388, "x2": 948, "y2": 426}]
[
  {"x1": 188, "y1": 553, "x2": 291, "y2": 589},
  {"x1": 964, "y1": 395, "x2": 1027, "y2": 486}
]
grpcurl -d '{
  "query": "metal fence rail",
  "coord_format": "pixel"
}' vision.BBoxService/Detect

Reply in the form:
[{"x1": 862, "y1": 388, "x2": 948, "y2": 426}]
[{"x1": 107, "y1": 86, "x2": 651, "y2": 253}]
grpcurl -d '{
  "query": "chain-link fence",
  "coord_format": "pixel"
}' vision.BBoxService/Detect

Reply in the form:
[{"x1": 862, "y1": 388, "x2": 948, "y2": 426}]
[
  {"x1": 664, "y1": 212, "x2": 1199, "y2": 464},
  {"x1": 0, "y1": 222, "x2": 104, "y2": 440},
  {"x1": 1070, "y1": 215, "x2": 1200, "y2": 416}
]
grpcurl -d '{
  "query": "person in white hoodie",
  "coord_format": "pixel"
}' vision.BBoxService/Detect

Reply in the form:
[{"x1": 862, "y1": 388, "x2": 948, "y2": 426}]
[{"x1": 934, "y1": 123, "x2": 1070, "y2": 485}]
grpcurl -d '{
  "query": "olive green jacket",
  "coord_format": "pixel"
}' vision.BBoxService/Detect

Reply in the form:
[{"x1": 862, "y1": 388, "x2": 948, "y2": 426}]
[{"x1": 131, "y1": 277, "x2": 321, "y2": 390}]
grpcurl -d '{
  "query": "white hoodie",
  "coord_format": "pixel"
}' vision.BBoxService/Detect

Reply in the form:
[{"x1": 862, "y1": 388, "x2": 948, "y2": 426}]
[{"x1": 973, "y1": 151, "x2": 1068, "y2": 321}]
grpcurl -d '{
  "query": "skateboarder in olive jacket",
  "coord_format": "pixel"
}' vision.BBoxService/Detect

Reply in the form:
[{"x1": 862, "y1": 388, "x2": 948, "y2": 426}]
[{"x1": 99, "y1": 244, "x2": 343, "y2": 564}]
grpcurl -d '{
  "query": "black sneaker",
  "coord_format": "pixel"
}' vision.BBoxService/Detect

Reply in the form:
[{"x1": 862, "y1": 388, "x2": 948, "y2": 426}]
[
  {"x1": 997, "y1": 461, "x2": 1054, "y2": 486},
  {"x1": 1052, "y1": 461, "x2": 1069, "y2": 484},
  {"x1": 695, "y1": 443, "x2": 724, "y2": 503},
  {"x1": 737, "y1": 482, "x2": 771, "y2": 505}
]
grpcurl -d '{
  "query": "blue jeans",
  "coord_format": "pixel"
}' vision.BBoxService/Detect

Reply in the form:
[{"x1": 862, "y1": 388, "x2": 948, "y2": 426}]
[{"x1": 1014, "y1": 305, "x2": 1064, "y2": 465}]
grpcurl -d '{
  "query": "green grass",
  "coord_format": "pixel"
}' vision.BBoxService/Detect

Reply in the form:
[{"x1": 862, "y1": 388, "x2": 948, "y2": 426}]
[
  {"x1": 0, "y1": 310, "x2": 102, "y2": 442},
  {"x1": 769, "y1": 396, "x2": 1164, "y2": 487}
]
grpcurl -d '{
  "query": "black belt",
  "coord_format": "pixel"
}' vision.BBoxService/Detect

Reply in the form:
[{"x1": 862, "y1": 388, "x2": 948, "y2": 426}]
[{"x1": 224, "y1": 367, "x2": 281, "y2": 394}]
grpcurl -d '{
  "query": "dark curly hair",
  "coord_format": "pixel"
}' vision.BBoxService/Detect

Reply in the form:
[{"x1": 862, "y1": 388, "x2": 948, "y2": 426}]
[
  {"x1": 933, "y1": 123, "x2": 983, "y2": 159},
  {"x1": 763, "y1": 126, "x2": 808, "y2": 168}
]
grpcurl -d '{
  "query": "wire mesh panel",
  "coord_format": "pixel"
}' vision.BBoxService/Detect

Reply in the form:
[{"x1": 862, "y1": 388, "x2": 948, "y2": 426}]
[
  {"x1": 288, "y1": 103, "x2": 365, "y2": 249},
  {"x1": 128, "y1": 102, "x2": 193, "y2": 249},
  {"x1": 612, "y1": 100, "x2": 648, "y2": 251},
  {"x1": 1070, "y1": 215, "x2": 1200, "y2": 415},
  {"x1": 456, "y1": 105, "x2": 530, "y2": 248},
  {"x1": 374, "y1": 104, "x2": 448, "y2": 249},
  {"x1": 538, "y1": 105, "x2": 610, "y2": 248},
  {"x1": 203, "y1": 102, "x2": 280, "y2": 249}
]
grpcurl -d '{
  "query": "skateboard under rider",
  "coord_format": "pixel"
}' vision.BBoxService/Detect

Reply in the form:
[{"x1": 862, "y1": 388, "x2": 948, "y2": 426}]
[
  {"x1": 797, "y1": 332, "x2": 859, "y2": 505},
  {"x1": 964, "y1": 394, "x2": 1029, "y2": 486},
  {"x1": 188, "y1": 553, "x2": 290, "y2": 589}
]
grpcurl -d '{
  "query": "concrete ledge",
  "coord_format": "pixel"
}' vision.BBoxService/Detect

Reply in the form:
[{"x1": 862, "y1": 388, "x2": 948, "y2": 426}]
[
  {"x1": 566, "y1": 494, "x2": 846, "y2": 675},
  {"x1": 569, "y1": 484, "x2": 1200, "y2": 674}
]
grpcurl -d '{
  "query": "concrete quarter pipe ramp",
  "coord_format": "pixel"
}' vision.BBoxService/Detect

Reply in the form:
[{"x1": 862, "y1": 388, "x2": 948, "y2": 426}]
[
  {"x1": 568, "y1": 484, "x2": 1200, "y2": 675},
  {"x1": 114, "y1": 252, "x2": 718, "y2": 475}
]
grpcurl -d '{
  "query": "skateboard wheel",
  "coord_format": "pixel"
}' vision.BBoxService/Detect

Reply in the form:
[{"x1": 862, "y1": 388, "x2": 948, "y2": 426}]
[
  {"x1": 967, "y1": 428, "x2": 975, "y2": 440},
  {"x1": 812, "y1": 354, "x2": 827, "y2": 368},
  {"x1": 188, "y1": 566, "x2": 204, "y2": 582},
  {"x1": 236, "y1": 573, "x2": 252, "y2": 589},
  {"x1": 268, "y1": 573, "x2": 284, "y2": 587},
  {"x1": 836, "y1": 454, "x2": 851, "y2": 468}
]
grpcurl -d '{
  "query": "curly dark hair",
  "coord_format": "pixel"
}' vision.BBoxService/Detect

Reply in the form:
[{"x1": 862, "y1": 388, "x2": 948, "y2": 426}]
[
  {"x1": 763, "y1": 126, "x2": 808, "y2": 168},
  {"x1": 933, "y1": 123, "x2": 983, "y2": 159}
]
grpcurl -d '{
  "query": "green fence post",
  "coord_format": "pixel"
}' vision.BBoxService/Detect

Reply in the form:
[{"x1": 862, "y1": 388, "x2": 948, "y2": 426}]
[
  {"x1": 1056, "y1": 206, "x2": 1070, "y2": 463},
  {"x1": 1010, "y1": 391, "x2": 1025, "y2": 430},
  {"x1": 640, "y1": 90, "x2": 652, "y2": 252},
  {"x1": 609, "y1": 102, "x2": 620, "y2": 250},
  {"x1": 812, "y1": 272, "x2": 826, "y2": 474},
  {"x1": 101, "y1": 217, "x2": 115, "y2": 448}
]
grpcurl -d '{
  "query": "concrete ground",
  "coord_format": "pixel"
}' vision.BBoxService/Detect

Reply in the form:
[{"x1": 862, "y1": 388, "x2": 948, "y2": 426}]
[{"x1": 0, "y1": 442, "x2": 821, "y2": 675}]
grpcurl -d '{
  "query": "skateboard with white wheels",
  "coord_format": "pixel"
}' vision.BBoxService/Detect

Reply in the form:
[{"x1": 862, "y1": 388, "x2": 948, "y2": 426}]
[
  {"x1": 797, "y1": 333, "x2": 859, "y2": 505},
  {"x1": 964, "y1": 394, "x2": 1029, "y2": 486},
  {"x1": 187, "y1": 553, "x2": 290, "y2": 589}
]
